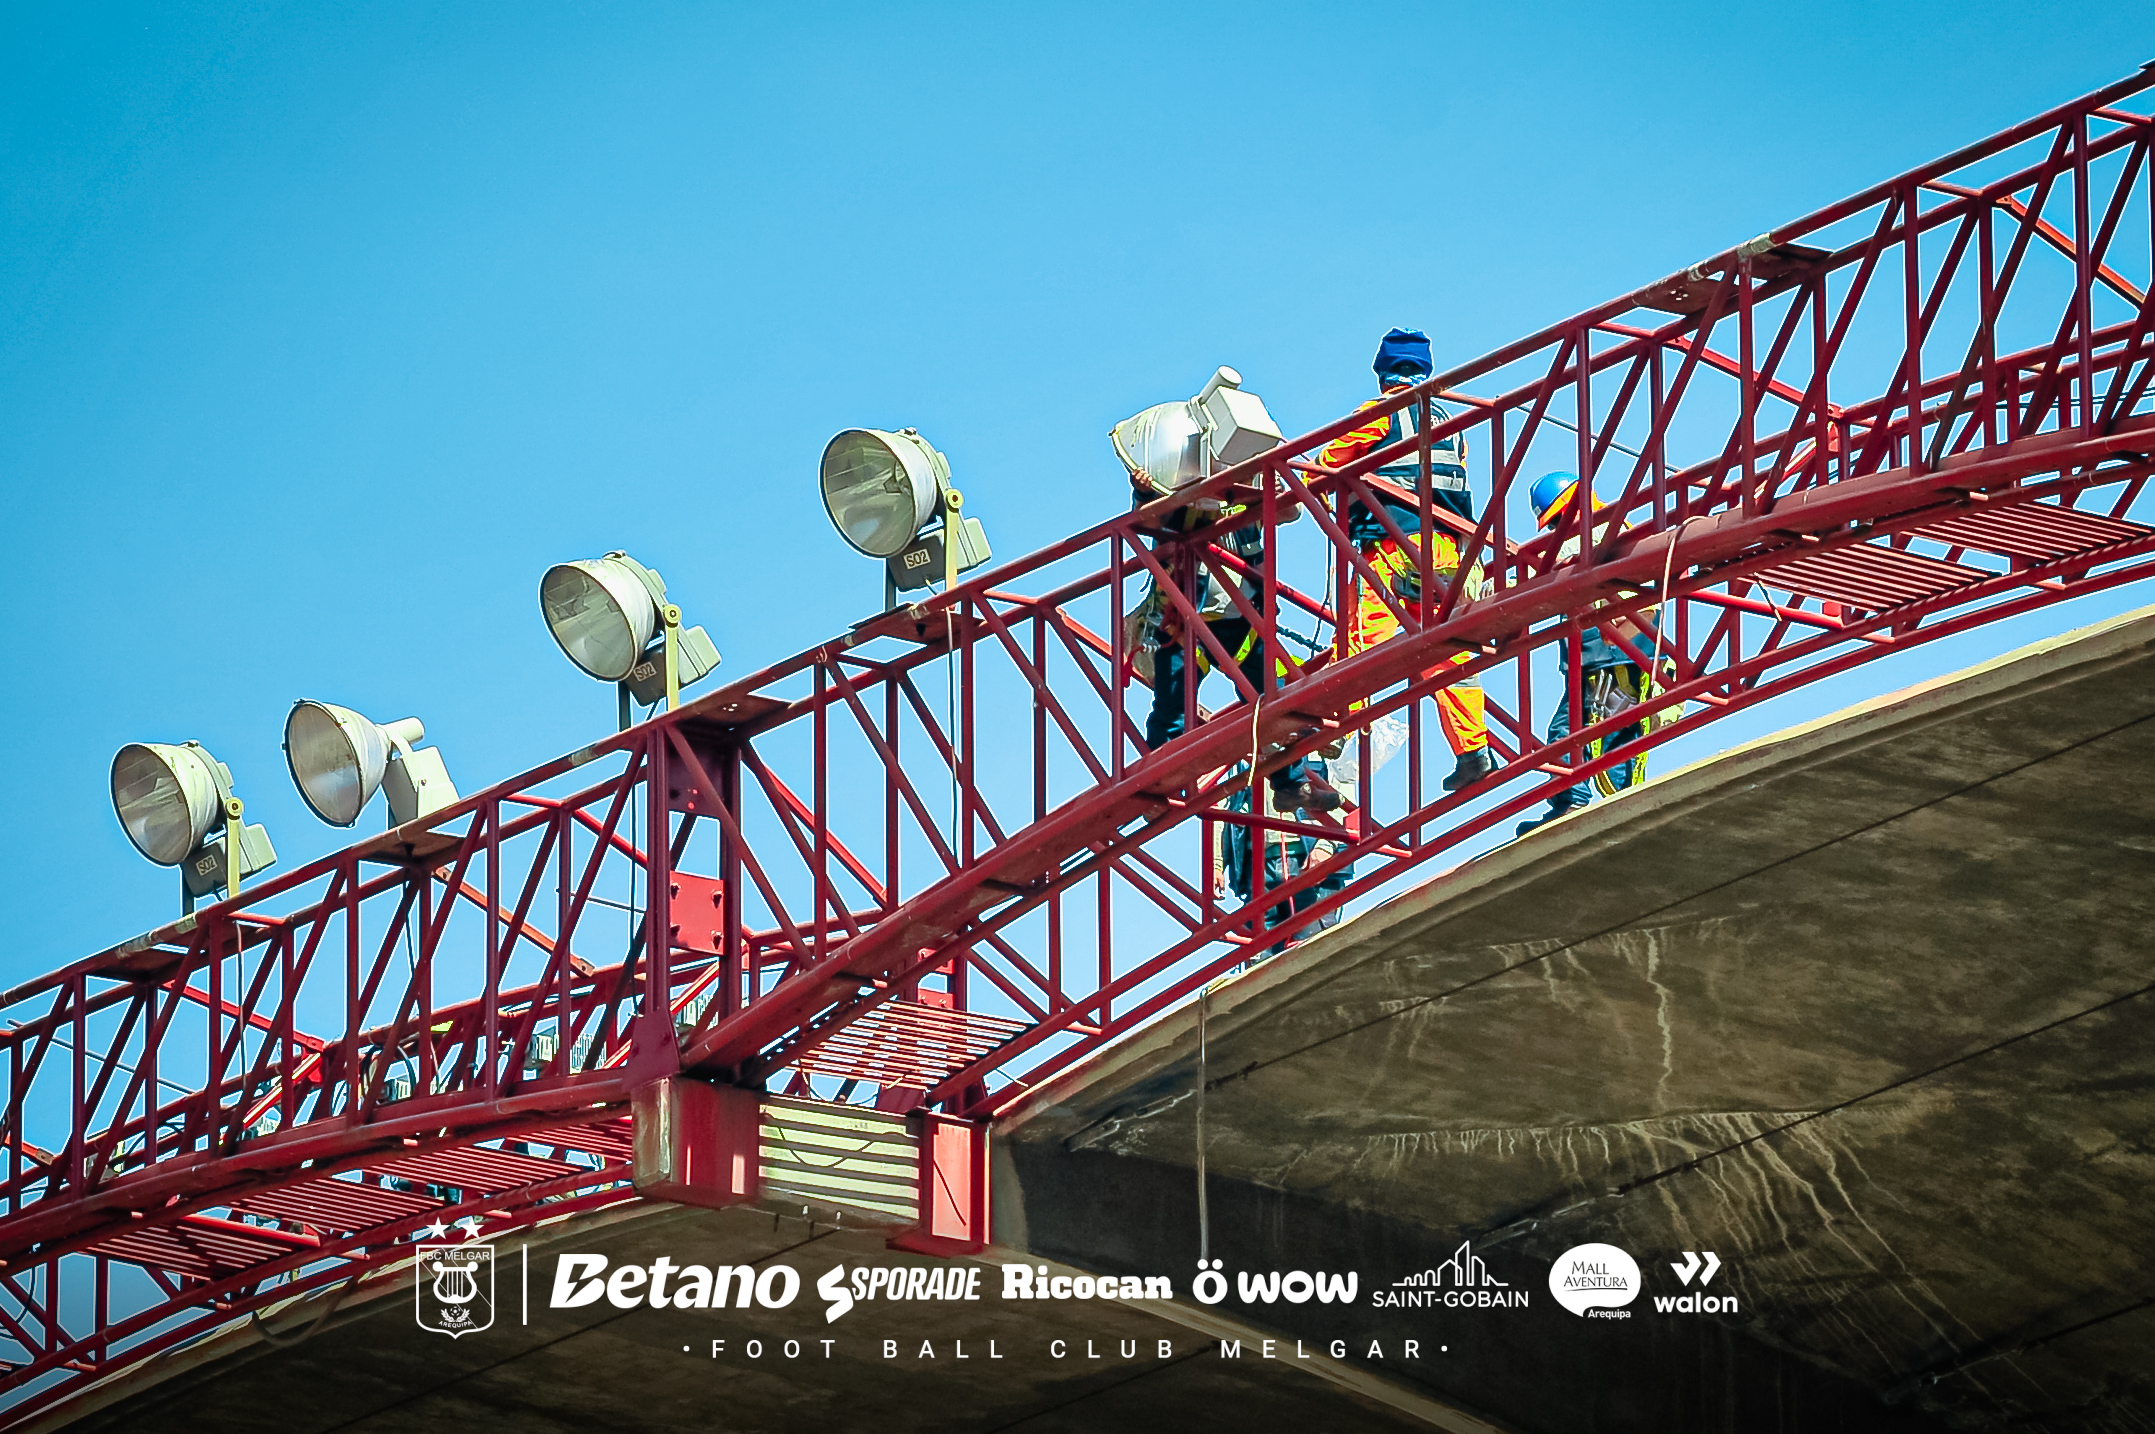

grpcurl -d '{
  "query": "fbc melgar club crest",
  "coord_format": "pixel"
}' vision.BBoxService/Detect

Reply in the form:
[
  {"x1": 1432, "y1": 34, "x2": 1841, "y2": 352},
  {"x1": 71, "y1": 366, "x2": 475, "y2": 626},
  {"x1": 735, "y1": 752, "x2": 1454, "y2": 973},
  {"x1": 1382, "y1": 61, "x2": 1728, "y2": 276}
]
[{"x1": 416, "y1": 1243, "x2": 495, "y2": 1338}]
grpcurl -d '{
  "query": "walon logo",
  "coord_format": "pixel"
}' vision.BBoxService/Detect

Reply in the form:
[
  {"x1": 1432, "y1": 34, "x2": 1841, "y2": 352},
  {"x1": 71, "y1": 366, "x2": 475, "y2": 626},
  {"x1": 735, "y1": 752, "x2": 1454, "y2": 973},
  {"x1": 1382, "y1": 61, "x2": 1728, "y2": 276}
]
[
  {"x1": 1655, "y1": 1251, "x2": 1739, "y2": 1314},
  {"x1": 417, "y1": 1243, "x2": 496, "y2": 1338}
]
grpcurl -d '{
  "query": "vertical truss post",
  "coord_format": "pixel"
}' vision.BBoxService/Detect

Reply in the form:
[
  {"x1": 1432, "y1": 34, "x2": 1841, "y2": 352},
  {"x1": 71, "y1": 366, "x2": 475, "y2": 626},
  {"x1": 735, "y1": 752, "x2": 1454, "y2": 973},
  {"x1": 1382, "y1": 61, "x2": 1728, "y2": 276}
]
[
  {"x1": 632, "y1": 732, "x2": 679, "y2": 1083},
  {"x1": 1739, "y1": 251, "x2": 1758, "y2": 516}
]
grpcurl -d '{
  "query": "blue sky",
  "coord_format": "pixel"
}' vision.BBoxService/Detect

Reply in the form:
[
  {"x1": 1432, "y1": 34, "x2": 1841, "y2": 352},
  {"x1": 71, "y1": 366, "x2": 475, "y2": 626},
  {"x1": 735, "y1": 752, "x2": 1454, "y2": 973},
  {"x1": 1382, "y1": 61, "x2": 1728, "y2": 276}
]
[{"x1": 3, "y1": 3, "x2": 2149, "y2": 974}]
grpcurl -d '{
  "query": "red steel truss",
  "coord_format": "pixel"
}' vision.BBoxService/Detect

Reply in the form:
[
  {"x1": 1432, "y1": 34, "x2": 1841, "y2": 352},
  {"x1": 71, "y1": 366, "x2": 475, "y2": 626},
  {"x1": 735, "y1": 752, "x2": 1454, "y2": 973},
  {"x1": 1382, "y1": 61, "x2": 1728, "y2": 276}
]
[{"x1": 5, "y1": 66, "x2": 2155, "y2": 1421}]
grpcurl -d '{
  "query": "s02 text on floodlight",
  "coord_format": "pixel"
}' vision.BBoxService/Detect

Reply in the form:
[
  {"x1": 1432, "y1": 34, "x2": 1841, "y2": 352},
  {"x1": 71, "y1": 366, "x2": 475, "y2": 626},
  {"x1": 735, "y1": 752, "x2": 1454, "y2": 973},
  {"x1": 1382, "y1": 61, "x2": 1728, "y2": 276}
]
[
  {"x1": 1110, "y1": 366, "x2": 1285, "y2": 499},
  {"x1": 539, "y1": 552, "x2": 720, "y2": 729},
  {"x1": 284, "y1": 701, "x2": 459, "y2": 828},
  {"x1": 109, "y1": 741, "x2": 277, "y2": 913},
  {"x1": 819, "y1": 427, "x2": 991, "y2": 606}
]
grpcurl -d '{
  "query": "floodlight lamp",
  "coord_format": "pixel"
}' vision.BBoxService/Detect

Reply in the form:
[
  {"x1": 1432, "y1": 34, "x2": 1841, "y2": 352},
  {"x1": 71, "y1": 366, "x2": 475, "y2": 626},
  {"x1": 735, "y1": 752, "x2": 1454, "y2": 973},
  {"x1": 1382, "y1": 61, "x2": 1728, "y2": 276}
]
[
  {"x1": 1111, "y1": 366, "x2": 1285, "y2": 496},
  {"x1": 285, "y1": 701, "x2": 459, "y2": 828},
  {"x1": 821, "y1": 428, "x2": 947, "y2": 560},
  {"x1": 111, "y1": 742, "x2": 227, "y2": 866},
  {"x1": 539, "y1": 551, "x2": 720, "y2": 719},
  {"x1": 1109, "y1": 401, "x2": 1207, "y2": 497},
  {"x1": 821, "y1": 427, "x2": 995, "y2": 606},
  {"x1": 542, "y1": 554, "x2": 660, "y2": 682},
  {"x1": 110, "y1": 740, "x2": 277, "y2": 909}
]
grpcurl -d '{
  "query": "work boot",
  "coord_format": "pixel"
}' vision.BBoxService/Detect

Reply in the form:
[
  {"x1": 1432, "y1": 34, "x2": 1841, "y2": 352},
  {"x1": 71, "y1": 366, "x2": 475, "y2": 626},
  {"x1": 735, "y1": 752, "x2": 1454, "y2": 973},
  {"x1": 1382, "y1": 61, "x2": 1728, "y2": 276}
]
[
  {"x1": 1443, "y1": 748, "x2": 1497, "y2": 792},
  {"x1": 1280, "y1": 774, "x2": 1344, "y2": 814},
  {"x1": 1514, "y1": 797, "x2": 1586, "y2": 837}
]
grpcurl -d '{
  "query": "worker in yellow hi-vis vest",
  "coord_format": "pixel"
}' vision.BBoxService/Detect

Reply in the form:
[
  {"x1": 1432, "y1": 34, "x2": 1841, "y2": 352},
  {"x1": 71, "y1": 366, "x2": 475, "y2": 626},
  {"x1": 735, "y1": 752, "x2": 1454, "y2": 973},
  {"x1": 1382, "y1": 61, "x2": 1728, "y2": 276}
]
[{"x1": 1319, "y1": 328, "x2": 1495, "y2": 794}]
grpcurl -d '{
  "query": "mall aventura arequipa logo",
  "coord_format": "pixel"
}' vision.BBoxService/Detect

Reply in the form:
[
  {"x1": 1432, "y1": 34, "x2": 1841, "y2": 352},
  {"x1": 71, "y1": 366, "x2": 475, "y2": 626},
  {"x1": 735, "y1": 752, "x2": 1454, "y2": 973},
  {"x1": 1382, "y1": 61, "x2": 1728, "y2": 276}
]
[
  {"x1": 1549, "y1": 1243, "x2": 1640, "y2": 1319},
  {"x1": 417, "y1": 1241, "x2": 496, "y2": 1338},
  {"x1": 1374, "y1": 1241, "x2": 1527, "y2": 1309}
]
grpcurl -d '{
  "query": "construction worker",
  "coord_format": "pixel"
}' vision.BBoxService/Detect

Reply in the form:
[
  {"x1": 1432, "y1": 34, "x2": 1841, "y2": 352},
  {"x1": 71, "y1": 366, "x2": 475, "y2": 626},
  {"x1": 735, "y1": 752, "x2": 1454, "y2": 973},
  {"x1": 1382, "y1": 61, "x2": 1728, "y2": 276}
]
[
  {"x1": 1218, "y1": 766, "x2": 1348, "y2": 955},
  {"x1": 1131, "y1": 478, "x2": 1338, "y2": 814},
  {"x1": 1319, "y1": 328, "x2": 1496, "y2": 794},
  {"x1": 1514, "y1": 471, "x2": 1671, "y2": 836}
]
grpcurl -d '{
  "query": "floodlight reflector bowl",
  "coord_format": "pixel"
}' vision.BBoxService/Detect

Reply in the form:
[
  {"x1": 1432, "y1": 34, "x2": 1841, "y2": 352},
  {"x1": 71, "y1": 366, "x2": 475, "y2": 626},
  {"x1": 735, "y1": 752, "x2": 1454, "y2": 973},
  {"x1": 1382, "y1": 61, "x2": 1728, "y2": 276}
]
[
  {"x1": 820, "y1": 429, "x2": 940, "y2": 558},
  {"x1": 1110, "y1": 401, "x2": 1206, "y2": 496},
  {"x1": 110, "y1": 743, "x2": 222, "y2": 866},
  {"x1": 285, "y1": 701, "x2": 393, "y2": 827},
  {"x1": 541, "y1": 558, "x2": 658, "y2": 682}
]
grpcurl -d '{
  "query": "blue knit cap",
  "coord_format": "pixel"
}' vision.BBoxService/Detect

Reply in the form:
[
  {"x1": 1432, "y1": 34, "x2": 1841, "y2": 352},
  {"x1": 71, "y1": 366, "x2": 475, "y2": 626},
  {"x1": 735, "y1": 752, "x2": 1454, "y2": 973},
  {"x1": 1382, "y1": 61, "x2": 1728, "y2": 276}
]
[{"x1": 1373, "y1": 327, "x2": 1432, "y2": 384}]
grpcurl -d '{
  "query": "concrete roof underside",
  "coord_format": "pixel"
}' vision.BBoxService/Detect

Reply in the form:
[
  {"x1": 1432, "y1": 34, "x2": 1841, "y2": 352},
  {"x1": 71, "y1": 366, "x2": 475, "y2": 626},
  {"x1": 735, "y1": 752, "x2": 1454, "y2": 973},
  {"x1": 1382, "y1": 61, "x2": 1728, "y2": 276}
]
[{"x1": 995, "y1": 603, "x2": 2155, "y2": 1434}]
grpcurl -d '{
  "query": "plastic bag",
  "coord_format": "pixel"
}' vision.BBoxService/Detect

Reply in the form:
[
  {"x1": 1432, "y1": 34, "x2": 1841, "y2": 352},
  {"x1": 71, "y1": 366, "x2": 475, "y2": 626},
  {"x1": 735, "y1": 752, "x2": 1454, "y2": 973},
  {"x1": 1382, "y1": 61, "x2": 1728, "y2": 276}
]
[{"x1": 1326, "y1": 713, "x2": 1409, "y2": 796}]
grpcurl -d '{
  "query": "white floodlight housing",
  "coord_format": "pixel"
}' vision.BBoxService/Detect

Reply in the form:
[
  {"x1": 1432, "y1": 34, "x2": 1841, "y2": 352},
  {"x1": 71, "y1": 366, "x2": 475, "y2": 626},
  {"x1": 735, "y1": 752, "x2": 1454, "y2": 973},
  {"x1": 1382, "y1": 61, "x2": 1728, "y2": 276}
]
[
  {"x1": 1109, "y1": 401, "x2": 1207, "y2": 497},
  {"x1": 110, "y1": 740, "x2": 277, "y2": 907},
  {"x1": 821, "y1": 428, "x2": 947, "y2": 559},
  {"x1": 539, "y1": 551, "x2": 720, "y2": 720},
  {"x1": 285, "y1": 701, "x2": 460, "y2": 828},
  {"x1": 542, "y1": 555, "x2": 661, "y2": 682},
  {"x1": 112, "y1": 742, "x2": 225, "y2": 866},
  {"x1": 1111, "y1": 366, "x2": 1285, "y2": 495},
  {"x1": 1197, "y1": 367, "x2": 1286, "y2": 467},
  {"x1": 820, "y1": 426, "x2": 993, "y2": 605}
]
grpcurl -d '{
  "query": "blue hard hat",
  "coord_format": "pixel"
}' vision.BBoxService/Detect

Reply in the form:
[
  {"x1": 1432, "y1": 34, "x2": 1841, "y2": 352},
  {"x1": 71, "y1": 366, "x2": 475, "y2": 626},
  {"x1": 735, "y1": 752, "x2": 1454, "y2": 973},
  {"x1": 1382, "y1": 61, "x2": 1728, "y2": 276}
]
[
  {"x1": 1531, "y1": 471, "x2": 1581, "y2": 527},
  {"x1": 1373, "y1": 327, "x2": 1432, "y2": 384}
]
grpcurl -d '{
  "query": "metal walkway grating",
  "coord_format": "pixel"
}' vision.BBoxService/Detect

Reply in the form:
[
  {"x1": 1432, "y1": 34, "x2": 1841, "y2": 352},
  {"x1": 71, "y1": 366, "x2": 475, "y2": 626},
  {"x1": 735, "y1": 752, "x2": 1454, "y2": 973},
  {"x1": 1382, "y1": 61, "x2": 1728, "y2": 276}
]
[
  {"x1": 1909, "y1": 501, "x2": 2153, "y2": 561},
  {"x1": 789, "y1": 1000, "x2": 1027, "y2": 1090},
  {"x1": 1765, "y1": 541, "x2": 1989, "y2": 611}
]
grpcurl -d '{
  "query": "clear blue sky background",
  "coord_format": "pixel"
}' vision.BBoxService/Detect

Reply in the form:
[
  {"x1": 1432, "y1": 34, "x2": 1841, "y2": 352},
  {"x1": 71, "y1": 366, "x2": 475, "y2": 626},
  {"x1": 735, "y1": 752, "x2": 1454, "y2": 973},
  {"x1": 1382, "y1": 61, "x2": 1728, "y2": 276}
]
[{"x1": 3, "y1": 3, "x2": 2148, "y2": 976}]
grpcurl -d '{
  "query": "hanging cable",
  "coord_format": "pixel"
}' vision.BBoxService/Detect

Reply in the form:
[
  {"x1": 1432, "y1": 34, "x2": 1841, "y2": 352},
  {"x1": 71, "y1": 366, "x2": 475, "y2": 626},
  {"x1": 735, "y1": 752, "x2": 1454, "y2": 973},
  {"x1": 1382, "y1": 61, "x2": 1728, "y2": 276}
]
[
  {"x1": 1196, "y1": 982, "x2": 1211, "y2": 1263},
  {"x1": 249, "y1": 1272, "x2": 363, "y2": 1349},
  {"x1": 947, "y1": 606, "x2": 959, "y2": 859},
  {"x1": 1647, "y1": 516, "x2": 1702, "y2": 697}
]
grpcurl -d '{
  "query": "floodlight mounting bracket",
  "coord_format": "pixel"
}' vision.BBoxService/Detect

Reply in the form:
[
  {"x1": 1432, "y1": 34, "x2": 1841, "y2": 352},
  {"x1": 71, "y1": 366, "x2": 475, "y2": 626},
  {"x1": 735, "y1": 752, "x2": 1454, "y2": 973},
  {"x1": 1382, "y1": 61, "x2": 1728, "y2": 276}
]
[
  {"x1": 663, "y1": 603, "x2": 682, "y2": 711},
  {"x1": 942, "y1": 488, "x2": 964, "y2": 594}
]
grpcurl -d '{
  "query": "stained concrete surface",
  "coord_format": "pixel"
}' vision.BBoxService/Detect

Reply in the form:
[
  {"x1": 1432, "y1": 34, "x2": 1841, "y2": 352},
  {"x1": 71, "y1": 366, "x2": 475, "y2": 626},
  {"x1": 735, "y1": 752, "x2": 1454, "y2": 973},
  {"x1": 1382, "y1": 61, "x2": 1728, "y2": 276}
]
[{"x1": 997, "y1": 604, "x2": 2155, "y2": 1434}]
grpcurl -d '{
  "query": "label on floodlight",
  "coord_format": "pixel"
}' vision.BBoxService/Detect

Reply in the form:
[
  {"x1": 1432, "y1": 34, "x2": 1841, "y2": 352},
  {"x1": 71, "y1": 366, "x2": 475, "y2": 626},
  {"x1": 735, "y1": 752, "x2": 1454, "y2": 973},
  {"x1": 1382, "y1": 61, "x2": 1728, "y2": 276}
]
[{"x1": 887, "y1": 519, "x2": 991, "y2": 591}]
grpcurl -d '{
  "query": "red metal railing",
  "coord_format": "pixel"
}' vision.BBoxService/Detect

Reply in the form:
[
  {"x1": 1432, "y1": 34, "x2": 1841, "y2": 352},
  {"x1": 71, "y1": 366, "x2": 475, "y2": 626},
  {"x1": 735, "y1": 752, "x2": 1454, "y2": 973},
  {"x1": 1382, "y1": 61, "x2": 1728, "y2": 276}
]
[{"x1": 2, "y1": 64, "x2": 2153, "y2": 1422}]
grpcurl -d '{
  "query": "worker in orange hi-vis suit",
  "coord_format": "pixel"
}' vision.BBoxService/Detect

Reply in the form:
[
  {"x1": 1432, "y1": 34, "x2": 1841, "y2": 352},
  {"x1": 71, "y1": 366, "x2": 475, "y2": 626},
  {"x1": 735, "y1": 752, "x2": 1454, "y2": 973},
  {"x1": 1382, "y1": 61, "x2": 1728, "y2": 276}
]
[{"x1": 1319, "y1": 328, "x2": 1496, "y2": 794}]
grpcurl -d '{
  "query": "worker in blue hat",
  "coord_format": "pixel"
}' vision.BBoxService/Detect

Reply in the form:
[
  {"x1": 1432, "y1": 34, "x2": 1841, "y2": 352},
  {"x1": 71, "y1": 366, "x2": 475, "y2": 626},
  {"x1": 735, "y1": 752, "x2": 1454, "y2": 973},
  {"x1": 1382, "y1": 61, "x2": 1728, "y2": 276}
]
[
  {"x1": 1514, "y1": 471, "x2": 1672, "y2": 836},
  {"x1": 1319, "y1": 328, "x2": 1494, "y2": 794}
]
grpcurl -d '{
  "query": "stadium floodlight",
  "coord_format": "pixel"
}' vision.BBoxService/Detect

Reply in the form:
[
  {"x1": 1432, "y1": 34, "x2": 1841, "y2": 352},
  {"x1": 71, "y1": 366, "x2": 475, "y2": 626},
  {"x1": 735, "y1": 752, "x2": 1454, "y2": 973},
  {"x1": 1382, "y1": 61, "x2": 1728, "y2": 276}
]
[
  {"x1": 110, "y1": 741, "x2": 277, "y2": 913},
  {"x1": 819, "y1": 427, "x2": 991, "y2": 606},
  {"x1": 1111, "y1": 366, "x2": 1285, "y2": 499},
  {"x1": 284, "y1": 701, "x2": 459, "y2": 828},
  {"x1": 540, "y1": 551, "x2": 720, "y2": 729}
]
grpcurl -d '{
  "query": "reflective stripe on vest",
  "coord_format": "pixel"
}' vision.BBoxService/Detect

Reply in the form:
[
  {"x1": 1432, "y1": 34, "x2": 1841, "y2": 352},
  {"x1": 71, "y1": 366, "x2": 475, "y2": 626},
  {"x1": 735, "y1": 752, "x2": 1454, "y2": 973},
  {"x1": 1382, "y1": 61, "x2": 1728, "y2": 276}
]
[{"x1": 1374, "y1": 400, "x2": 1467, "y2": 491}]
